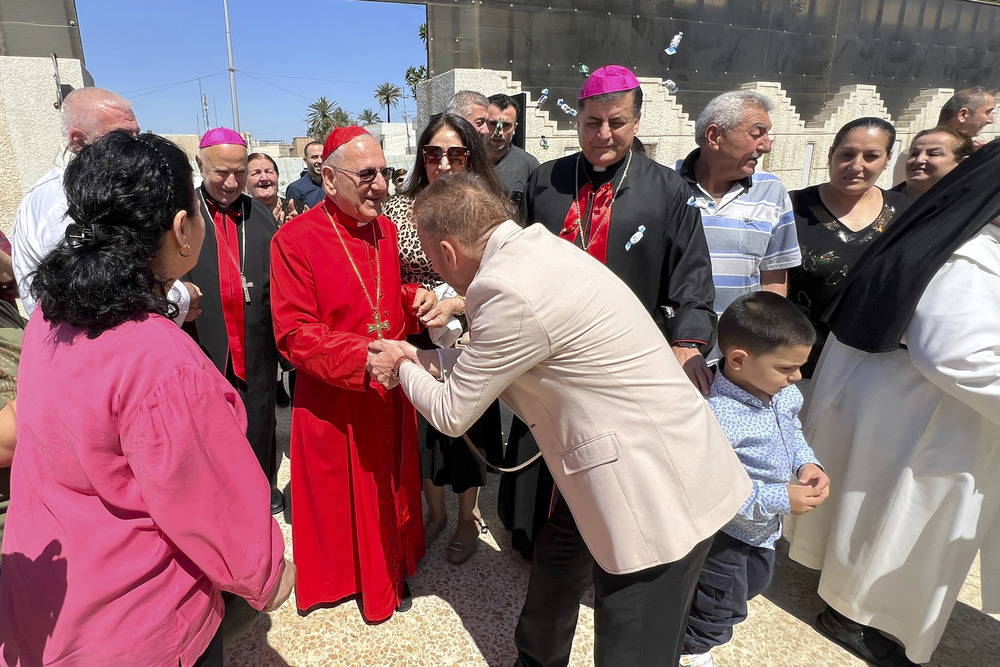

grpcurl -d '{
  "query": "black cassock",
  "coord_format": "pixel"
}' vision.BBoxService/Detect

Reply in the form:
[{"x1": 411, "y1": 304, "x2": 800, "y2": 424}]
[
  {"x1": 499, "y1": 151, "x2": 717, "y2": 557},
  {"x1": 183, "y1": 188, "x2": 281, "y2": 488}
]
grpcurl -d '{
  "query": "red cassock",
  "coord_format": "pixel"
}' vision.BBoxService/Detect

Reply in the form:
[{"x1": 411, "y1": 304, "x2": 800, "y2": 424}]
[{"x1": 270, "y1": 200, "x2": 425, "y2": 623}]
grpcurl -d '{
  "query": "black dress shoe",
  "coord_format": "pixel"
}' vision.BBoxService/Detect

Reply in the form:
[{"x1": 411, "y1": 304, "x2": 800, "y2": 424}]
[
  {"x1": 815, "y1": 606, "x2": 919, "y2": 666},
  {"x1": 395, "y1": 582, "x2": 412, "y2": 613},
  {"x1": 270, "y1": 487, "x2": 285, "y2": 515}
]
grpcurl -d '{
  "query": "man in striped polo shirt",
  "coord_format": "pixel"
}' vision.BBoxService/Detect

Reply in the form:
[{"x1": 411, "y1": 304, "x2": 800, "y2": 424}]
[{"x1": 674, "y1": 90, "x2": 801, "y2": 357}]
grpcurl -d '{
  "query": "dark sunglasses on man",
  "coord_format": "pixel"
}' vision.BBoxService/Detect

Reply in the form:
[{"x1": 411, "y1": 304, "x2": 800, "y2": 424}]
[
  {"x1": 422, "y1": 145, "x2": 471, "y2": 167},
  {"x1": 333, "y1": 165, "x2": 394, "y2": 183}
]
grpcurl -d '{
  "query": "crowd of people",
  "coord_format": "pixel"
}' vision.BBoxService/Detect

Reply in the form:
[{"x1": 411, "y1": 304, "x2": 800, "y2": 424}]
[{"x1": 0, "y1": 68, "x2": 995, "y2": 667}]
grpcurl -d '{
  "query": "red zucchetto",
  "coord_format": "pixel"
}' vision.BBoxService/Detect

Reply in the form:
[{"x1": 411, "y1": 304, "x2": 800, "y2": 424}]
[{"x1": 322, "y1": 126, "x2": 372, "y2": 160}]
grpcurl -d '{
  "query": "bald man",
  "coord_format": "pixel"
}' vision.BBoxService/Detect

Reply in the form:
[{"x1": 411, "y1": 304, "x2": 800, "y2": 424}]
[
  {"x1": 185, "y1": 128, "x2": 284, "y2": 516},
  {"x1": 13, "y1": 87, "x2": 195, "y2": 320}
]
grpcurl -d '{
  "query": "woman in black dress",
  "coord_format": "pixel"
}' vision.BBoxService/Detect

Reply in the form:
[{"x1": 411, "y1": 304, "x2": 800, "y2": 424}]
[{"x1": 789, "y1": 117, "x2": 910, "y2": 378}]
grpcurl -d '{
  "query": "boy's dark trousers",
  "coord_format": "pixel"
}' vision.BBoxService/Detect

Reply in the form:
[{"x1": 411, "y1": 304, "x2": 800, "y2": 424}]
[{"x1": 683, "y1": 530, "x2": 776, "y2": 653}]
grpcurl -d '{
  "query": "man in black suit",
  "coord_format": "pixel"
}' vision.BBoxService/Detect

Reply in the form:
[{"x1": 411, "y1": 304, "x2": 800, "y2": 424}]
[{"x1": 507, "y1": 65, "x2": 718, "y2": 666}]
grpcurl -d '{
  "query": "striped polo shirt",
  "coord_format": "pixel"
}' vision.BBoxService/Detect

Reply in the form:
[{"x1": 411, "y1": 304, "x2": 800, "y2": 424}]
[{"x1": 674, "y1": 149, "x2": 801, "y2": 317}]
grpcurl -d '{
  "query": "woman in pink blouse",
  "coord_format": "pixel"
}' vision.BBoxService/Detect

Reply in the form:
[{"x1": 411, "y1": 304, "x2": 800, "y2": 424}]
[{"x1": 0, "y1": 131, "x2": 293, "y2": 667}]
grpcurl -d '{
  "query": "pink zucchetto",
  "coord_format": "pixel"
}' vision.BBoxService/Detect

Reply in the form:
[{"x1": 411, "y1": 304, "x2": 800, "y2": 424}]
[
  {"x1": 198, "y1": 127, "x2": 246, "y2": 148},
  {"x1": 578, "y1": 65, "x2": 641, "y2": 100},
  {"x1": 322, "y1": 126, "x2": 372, "y2": 161}
]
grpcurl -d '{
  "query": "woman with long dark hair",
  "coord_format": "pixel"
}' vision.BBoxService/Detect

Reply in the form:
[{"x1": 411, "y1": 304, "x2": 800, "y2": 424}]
[
  {"x1": 383, "y1": 114, "x2": 510, "y2": 565},
  {"x1": 0, "y1": 131, "x2": 293, "y2": 666}
]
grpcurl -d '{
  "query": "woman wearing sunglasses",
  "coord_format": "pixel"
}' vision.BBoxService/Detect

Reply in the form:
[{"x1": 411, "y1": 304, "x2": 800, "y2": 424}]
[{"x1": 383, "y1": 114, "x2": 511, "y2": 565}]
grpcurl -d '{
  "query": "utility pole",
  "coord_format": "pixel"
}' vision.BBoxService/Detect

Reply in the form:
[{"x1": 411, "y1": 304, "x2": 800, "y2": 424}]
[
  {"x1": 402, "y1": 95, "x2": 412, "y2": 154},
  {"x1": 222, "y1": 0, "x2": 241, "y2": 133},
  {"x1": 199, "y1": 78, "x2": 211, "y2": 131}
]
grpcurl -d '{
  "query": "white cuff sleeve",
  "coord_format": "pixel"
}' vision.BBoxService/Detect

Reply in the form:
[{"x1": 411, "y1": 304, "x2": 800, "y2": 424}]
[{"x1": 168, "y1": 280, "x2": 191, "y2": 326}]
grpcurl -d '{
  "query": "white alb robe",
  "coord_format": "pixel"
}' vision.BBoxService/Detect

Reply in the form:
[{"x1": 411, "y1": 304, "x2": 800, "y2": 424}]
[{"x1": 785, "y1": 224, "x2": 1000, "y2": 663}]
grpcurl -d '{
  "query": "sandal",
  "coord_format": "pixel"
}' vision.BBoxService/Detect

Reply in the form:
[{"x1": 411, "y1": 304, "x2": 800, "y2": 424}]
[{"x1": 446, "y1": 517, "x2": 485, "y2": 565}]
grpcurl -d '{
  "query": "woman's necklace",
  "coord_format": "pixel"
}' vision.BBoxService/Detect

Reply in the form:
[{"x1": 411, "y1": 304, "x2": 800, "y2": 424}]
[{"x1": 572, "y1": 150, "x2": 633, "y2": 251}]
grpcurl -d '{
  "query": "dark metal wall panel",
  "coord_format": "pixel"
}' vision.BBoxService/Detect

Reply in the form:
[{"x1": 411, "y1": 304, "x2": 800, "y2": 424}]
[
  {"x1": 0, "y1": 0, "x2": 84, "y2": 61},
  {"x1": 416, "y1": 0, "x2": 1000, "y2": 125}
]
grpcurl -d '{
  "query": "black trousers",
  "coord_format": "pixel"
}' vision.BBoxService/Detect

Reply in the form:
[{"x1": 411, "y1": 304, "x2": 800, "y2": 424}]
[
  {"x1": 187, "y1": 622, "x2": 223, "y2": 667},
  {"x1": 683, "y1": 531, "x2": 775, "y2": 654},
  {"x1": 514, "y1": 497, "x2": 713, "y2": 666}
]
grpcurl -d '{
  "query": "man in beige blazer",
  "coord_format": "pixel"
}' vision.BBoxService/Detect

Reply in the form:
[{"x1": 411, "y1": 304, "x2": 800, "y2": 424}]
[{"x1": 369, "y1": 173, "x2": 751, "y2": 666}]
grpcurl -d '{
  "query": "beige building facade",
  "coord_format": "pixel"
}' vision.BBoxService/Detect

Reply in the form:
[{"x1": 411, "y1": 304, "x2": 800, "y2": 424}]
[{"x1": 417, "y1": 68, "x2": 997, "y2": 193}]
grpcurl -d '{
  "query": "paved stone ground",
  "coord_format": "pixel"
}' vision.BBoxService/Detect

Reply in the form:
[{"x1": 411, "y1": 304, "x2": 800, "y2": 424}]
[{"x1": 222, "y1": 401, "x2": 1000, "y2": 666}]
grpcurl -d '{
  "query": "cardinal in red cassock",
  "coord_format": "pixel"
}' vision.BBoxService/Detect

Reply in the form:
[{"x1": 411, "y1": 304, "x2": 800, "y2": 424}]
[{"x1": 270, "y1": 127, "x2": 435, "y2": 622}]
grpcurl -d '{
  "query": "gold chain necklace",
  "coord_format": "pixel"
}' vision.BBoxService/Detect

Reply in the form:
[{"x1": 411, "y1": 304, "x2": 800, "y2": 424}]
[
  {"x1": 323, "y1": 204, "x2": 388, "y2": 338},
  {"x1": 572, "y1": 150, "x2": 633, "y2": 251}
]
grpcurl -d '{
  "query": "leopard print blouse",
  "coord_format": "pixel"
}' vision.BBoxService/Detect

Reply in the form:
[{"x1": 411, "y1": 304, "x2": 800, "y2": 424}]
[{"x1": 383, "y1": 194, "x2": 442, "y2": 290}]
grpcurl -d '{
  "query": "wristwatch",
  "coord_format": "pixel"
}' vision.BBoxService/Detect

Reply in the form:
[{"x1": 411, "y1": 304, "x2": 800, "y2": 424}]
[{"x1": 672, "y1": 341, "x2": 701, "y2": 349}]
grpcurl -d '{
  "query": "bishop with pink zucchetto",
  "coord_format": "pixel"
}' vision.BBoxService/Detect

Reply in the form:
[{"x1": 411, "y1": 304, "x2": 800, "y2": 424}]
[
  {"x1": 182, "y1": 126, "x2": 285, "y2": 519},
  {"x1": 505, "y1": 66, "x2": 721, "y2": 664}
]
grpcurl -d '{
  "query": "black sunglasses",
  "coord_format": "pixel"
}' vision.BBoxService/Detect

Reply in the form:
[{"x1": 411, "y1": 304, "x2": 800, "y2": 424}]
[
  {"x1": 422, "y1": 145, "x2": 471, "y2": 166},
  {"x1": 333, "y1": 165, "x2": 394, "y2": 183}
]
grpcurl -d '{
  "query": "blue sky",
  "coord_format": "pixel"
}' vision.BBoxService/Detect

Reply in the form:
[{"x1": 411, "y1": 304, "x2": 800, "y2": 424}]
[{"x1": 75, "y1": 0, "x2": 427, "y2": 142}]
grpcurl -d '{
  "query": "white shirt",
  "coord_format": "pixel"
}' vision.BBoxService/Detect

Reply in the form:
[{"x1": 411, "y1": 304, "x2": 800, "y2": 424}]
[{"x1": 13, "y1": 163, "x2": 190, "y2": 322}]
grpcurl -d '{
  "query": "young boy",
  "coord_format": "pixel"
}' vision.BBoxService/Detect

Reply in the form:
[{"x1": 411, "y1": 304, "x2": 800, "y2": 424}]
[{"x1": 680, "y1": 291, "x2": 830, "y2": 667}]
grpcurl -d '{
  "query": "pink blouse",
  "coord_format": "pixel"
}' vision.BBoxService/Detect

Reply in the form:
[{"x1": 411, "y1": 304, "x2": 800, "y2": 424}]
[{"x1": 0, "y1": 313, "x2": 285, "y2": 666}]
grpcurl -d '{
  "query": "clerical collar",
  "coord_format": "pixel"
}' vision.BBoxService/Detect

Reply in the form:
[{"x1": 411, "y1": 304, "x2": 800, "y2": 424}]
[
  {"x1": 201, "y1": 185, "x2": 245, "y2": 217},
  {"x1": 323, "y1": 199, "x2": 374, "y2": 230},
  {"x1": 583, "y1": 152, "x2": 628, "y2": 187}
]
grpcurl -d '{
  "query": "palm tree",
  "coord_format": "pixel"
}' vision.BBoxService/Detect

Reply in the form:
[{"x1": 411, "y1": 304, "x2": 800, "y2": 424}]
[
  {"x1": 306, "y1": 97, "x2": 338, "y2": 140},
  {"x1": 358, "y1": 109, "x2": 381, "y2": 126},
  {"x1": 418, "y1": 23, "x2": 427, "y2": 48},
  {"x1": 374, "y1": 83, "x2": 403, "y2": 124},
  {"x1": 405, "y1": 66, "x2": 428, "y2": 100}
]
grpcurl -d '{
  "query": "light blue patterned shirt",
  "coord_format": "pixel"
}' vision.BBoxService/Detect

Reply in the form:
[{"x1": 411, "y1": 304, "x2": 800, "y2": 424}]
[
  {"x1": 707, "y1": 371, "x2": 820, "y2": 549},
  {"x1": 674, "y1": 150, "x2": 801, "y2": 318}
]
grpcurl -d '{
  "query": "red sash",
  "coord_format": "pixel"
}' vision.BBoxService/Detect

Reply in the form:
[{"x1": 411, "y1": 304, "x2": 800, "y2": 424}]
[
  {"x1": 558, "y1": 181, "x2": 613, "y2": 264},
  {"x1": 208, "y1": 199, "x2": 247, "y2": 381}
]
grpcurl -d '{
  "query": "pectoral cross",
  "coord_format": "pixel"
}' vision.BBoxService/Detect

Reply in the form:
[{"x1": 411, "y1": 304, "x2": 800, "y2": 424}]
[
  {"x1": 241, "y1": 275, "x2": 254, "y2": 304},
  {"x1": 368, "y1": 314, "x2": 390, "y2": 338}
]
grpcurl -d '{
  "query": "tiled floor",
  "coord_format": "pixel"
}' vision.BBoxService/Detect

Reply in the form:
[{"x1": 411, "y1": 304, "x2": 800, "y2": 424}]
[{"x1": 224, "y1": 405, "x2": 1000, "y2": 666}]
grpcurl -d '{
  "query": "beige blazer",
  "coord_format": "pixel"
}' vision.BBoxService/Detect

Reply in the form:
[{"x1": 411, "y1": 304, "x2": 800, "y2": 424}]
[{"x1": 400, "y1": 221, "x2": 751, "y2": 574}]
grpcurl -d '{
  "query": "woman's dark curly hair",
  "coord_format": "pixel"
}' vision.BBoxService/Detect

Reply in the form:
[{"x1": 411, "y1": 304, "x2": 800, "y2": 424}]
[{"x1": 31, "y1": 131, "x2": 196, "y2": 337}]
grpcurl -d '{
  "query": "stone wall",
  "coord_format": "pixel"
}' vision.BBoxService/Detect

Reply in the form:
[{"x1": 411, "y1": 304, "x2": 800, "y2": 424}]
[
  {"x1": 0, "y1": 55, "x2": 92, "y2": 238},
  {"x1": 417, "y1": 68, "x2": 998, "y2": 193}
]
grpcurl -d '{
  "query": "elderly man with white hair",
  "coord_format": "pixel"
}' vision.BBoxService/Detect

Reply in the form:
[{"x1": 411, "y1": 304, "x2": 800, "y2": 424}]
[
  {"x1": 13, "y1": 87, "x2": 196, "y2": 321},
  {"x1": 269, "y1": 127, "x2": 436, "y2": 623},
  {"x1": 674, "y1": 90, "x2": 801, "y2": 333},
  {"x1": 183, "y1": 127, "x2": 285, "y2": 517}
]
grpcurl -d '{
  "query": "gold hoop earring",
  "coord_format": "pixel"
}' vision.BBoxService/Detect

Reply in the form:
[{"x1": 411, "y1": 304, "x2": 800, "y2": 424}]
[{"x1": 179, "y1": 244, "x2": 192, "y2": 258}]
